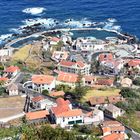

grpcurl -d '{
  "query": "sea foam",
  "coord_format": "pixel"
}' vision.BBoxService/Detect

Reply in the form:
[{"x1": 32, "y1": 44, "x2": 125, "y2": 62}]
[{"x1": 22, "y1": 7, "x2": 46, "y2": 15}]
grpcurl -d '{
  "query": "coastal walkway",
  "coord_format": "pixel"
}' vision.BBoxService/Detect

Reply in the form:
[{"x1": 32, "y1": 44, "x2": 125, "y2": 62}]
[{"x1": 4, "y1": 27, "x2": 133, "y2": 49}]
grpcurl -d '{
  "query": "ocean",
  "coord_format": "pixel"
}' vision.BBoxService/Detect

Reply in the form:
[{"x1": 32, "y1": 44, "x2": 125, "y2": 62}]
[{"x1": 0, "y1": 0, "x2": 140, "y2": 41}]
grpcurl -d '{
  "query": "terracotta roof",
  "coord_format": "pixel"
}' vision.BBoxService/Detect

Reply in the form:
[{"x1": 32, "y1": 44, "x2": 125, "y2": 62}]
[
  {"x1": 59, "y1": 60, "x2": 85, "y2": 68},
  {"x1": 56, "y1": 97, "x2": 70, "y2": 106},
  {"x1": 102, "y1": 121, "x2": 122, "y2": 127},
  {"x1": 102, "y1": 127, "x2": 111, "y2": 134},
  {"x1": 108, "y1": 95, "x2": 123, "y2": 103},
  {"x1": 77, "y1": 61, "x2": 85, "y2": 68},
  {"x1": 56, "y1": 109, "x2": 83, "y2": 117},
  {"x1": 51, "y1": 105, "x2": 70, "y2": 116},
  {"x1": 57, "y1": 72, "x2": 78, "y2": 83},
  {"x1": 50, "y1": 91, "x2": 65, "y2": 97},
  {"x1": 32, "y1": 75, "x2": 55, "y2": 84},
  {"x1": 31, "y1": 96, "x2": 44, "y2": 102},
  {"x1": 59, "y1": 60, "x2": 76, "y2": 67},
  {"x1": 5, "y1": 66, "x2": 20, "y2": 73},
  {"x1": 89, "y1": 96, "x2": 106, "y2": 105},
  {"x1": 99, "y1": 53, "x2": 113, "y2": 62},
  {"x1": 102, "y1": 133, "x2": 124, "y2": 140},
  {"x1": 51, "y1": 37, "x2": 60, "y2": 42},
  {"x1": 96, "y1": 78, "x2": 114, "y2": 86},
  {"x1": 128, "y1": 59, "x2": 140, "y2": 67},
  {"x1": 0, "y1": 77, "x2": 8, "y2": 82},
  {"x1": 83, "y1": 75, "x2": 95, "y2": 82},
  {"x1": 26, "y1": 110, "x2": 49, "y2": 120}
]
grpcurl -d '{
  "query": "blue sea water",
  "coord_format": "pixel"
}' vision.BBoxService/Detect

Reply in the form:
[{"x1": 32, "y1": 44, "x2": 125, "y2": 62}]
[{"x1": 0, "y1": 0, "x2": 140, "y2": 39}]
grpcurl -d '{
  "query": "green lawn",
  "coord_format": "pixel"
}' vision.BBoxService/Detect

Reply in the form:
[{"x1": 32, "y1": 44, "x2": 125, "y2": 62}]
[{"x1": 82, "y1": 88, "x2": 120, "y2": 102}]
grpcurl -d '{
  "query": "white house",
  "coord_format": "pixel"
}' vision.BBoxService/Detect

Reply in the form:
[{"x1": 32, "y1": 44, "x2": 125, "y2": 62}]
[
  {"x1": 31, "y1": 96, "x2": 56, "y2": 110},
  {"x1": 74, "y1": 37, "x2": 105, "y2": 52},
  {"x1": 57, "y1": 60, "x2": 91, "y2": 75},
  {"x1": 84, "y1": 108, "x2": 104, "y2": 125},
  {"x1": 61, "y1": 35, "x2": 72, "y2": 45},
  {"x1": 4, "y1": 66, "x2": 20, "y2": 77},
  {"x1": 7, "y1": 83, "x2": 19, "y2": 96},
  {"x1": 50, "y1": 98, "x2": 83, "y2": 128},
  {"x1": 32, "y1": 75, "x2": 56, "y2": 93},
  {"x1": 104, "y1": 104, "x2": 124, "y2": 118}
]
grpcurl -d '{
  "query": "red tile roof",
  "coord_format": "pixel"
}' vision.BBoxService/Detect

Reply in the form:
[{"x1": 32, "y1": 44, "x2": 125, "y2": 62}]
[
  {"x1": 32, "y1": 75, "x2": 55, "y2": 85},
  {"x1": 31, "y1": 96, "x2": 44, "y2": 102},
  {"x1": 0, "y1": 77, "x2": 9, "y2": 82},
  {"x1": 50, "y1": 91, "x2": 65, "y2": 97},
  {"x1": 96, "y1": 78, "x2": 114, "y2": 86},
  {"x1": 77, "y1": 61, "x2": 85, "y2": 68},
  {"x1": 26, "y1": 110, "x2": 49, "y2": 120},
  {"x1": 59, "y1": 60, "x2": 85, "y2": 68},
  {"x1": 56, "y1": 97, "x2": 70, "y2": 106},
  {"x1": 51, "y1": 37, "x2": 60, "y2": 42},
  {"x1": 56, "y1": 109, "x2": 83, "y2": 117},
  {"x1": 84, "y1": 75, "x2": 95, "y2": 82},
  {"x1": 59, "y1": 60, "x2": 76, "y2": 67},
  {"x1": 128, "y1": 59, "x2": 140, "y2": 67},
  {"x1": 99, "y1": 53, "x2": 113, "y2": 62},
  {"x1": 102, "y1": 133, "x2": 124, "y2": 140},
  {"x1": 57, "y1": 72, "x2": 78, "y2": 83},
  {"x1": 5, "y1": 66, "x2": 20, "y2": 73}
]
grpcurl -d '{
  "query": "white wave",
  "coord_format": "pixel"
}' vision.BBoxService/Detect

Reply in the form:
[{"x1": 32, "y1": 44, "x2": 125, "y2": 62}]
[
  {"x1": 0, "y1": 34, "x2": 12, "y2": 40},
  {"x1": 63, "y1": 18, "x2": 92, "y2": 28},
  {"x1": 22, "y1": 18, "x2": 58, "y2": 29},
  {"x1": 22, "y1": 7, "x2": 46, "y2": 15},
  {"x1": 9, "y1": 28, "x2": 22, "y2": 34},
  {"x1": 112, "y1": 25, "x2": 121, "y2": 31},
  {"x1": 107, "y1": 18, "x2": 117, "y2": 23},
  {"x1": 103, "y1": 21, "x2": 121, "y2": 32}
]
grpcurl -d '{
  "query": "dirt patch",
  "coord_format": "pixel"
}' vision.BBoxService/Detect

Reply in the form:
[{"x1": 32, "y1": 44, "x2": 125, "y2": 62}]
[{"x1": 0, "y1": 96, "x2": 25, "y2": 119}]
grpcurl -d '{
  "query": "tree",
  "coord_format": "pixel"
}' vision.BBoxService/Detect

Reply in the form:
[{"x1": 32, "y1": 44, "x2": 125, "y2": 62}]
[
  {"x1": 56, "y1": 84, "x2": 71, "y2": 93},
  {"x1": 74, "y1": 73, "x2": 86, "y2": 100},
  {"x1": 42, "y1": 89, "x2": 49, "y2": 96},
  {"x1": 133, "y1": 77, "x2": 140, "y2": 86},
  {"x1": 120, "y1": 88, "x2": 138, "y2": 98}
]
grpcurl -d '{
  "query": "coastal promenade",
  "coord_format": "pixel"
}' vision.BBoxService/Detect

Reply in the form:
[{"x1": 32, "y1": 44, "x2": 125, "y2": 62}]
[{"x1": 4, "y1": 27, "x2": 133, "y2": 49}]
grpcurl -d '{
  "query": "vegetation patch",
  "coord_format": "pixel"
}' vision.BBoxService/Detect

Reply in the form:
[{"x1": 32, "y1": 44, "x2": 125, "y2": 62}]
[{"x1": 82, "y1": 88, "x2": 120, "y2": 102}]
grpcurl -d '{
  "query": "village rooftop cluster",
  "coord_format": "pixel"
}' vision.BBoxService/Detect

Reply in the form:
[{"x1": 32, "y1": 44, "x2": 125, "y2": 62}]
[{"x1": 0, "y1": 29, "x2": 139, "y2": 140}]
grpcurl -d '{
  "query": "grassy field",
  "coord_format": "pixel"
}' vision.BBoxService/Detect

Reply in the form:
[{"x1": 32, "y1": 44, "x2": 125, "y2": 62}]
[
  {"x1": 118, "y1": 112, "x2": 140, "y2": 133},
  {"x1": 12, "y1": 44, "x2": 32, "y2": 61},
  {"x1": 0, "y1": 96, "x2": 25, "y2": 119},
  {"x1": 82, "y1": 88, "x2": 120, "y2": 102}
]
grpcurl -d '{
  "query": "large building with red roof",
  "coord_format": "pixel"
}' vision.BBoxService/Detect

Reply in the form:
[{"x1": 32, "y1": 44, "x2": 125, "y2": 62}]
[
  {"x1": 50, "y1": 97, "x2": 83, "y2": 128},
  {"x1": 32, "y1": 75, "x2": 55, "y2": 93},
  {"x1": 57, "y1": 60, "x2": 91, "y2": 75},
  {"x1": 56, "y1": 72, "x2": 78, "y2": 88}
]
